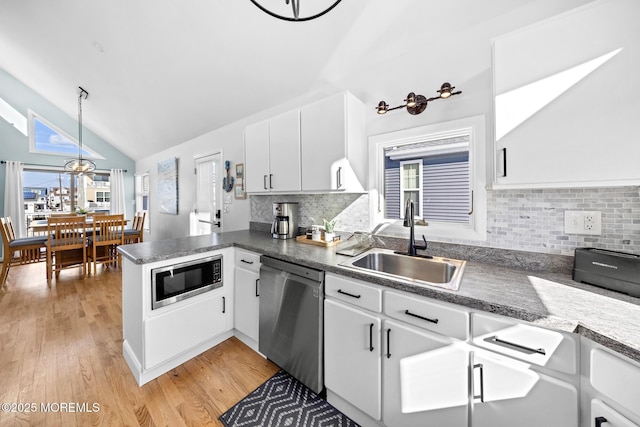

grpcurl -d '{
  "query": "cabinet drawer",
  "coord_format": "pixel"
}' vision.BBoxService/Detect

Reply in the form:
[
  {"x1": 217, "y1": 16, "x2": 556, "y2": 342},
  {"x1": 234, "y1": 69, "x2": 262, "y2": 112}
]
[
  {"x1": 384, "y1": 291, "x2": 469, "y2": 340},
  {"x1": 472, "y1": 312, "x2": 578, "y2": 375},
  {"x1": 325, "y1": 273, "x2": 382, "y2": 313},
  {"x1": 591, "y1": 348, "x2": 640, "y2": 419},
  {"x1": 235, "y1": 249, "x2": 261, "y2": 272},
  {"x1": 591, "y1": 399, "x2": 639, "y2": 427}
]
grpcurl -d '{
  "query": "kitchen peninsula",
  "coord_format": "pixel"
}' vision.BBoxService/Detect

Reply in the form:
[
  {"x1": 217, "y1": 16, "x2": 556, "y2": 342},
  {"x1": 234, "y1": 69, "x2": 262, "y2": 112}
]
[
  {"x1": 118, "y1": 229, "x2": 640, "y2": 364},
  {"x1": 119, "y1": 229, "x2": 640, "y2": 426}
]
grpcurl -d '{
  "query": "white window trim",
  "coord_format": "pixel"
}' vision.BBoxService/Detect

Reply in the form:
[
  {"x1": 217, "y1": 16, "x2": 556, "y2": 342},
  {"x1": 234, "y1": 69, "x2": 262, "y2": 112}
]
[{"x1": 368, "y1": 115, "x2": 487, "y2": 242}]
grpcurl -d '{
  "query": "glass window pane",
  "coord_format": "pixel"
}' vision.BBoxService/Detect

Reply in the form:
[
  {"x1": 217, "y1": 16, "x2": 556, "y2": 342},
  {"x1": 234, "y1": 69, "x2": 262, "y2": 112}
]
[{"x1": 402, "y1": 163, "x2": 420, "y2": 188}]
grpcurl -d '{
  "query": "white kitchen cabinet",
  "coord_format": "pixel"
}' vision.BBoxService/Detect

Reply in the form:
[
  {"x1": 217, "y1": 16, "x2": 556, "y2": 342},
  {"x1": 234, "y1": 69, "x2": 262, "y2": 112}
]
[
  {"x1": 325, "y1": 298, "x2": 382, "y2": 420},
  {"x1": 300, "y1": 91, "x2": 366, "y2": 192},
  {"x1": 145, "y1": 291, "x2": 229, "y2": 369},
  {"x1": 472, "y1": 311, "x2": 578, "y2": 376},
  {"x1": 472, "y1": 349, "x2": 579, "y2": 427},
  {"x1": 244, "y1": 110, "x2": 301, "y2": 193},
  {"x1": 122, "y1": 248, "x2": 234, "y2": 386},
  {"x1": 233, "y1": 249, "x2": 261, "y2": 350},
  {"x1": 384, "y1": 319, "x2": 468, "y2": 427},
  {"x1": 591, "y1": 399, "x2": 639, "y2": 427},
  {"x1": 492, "y1": 0, "x2": 640, "y2": 189},
  {"x1": 581, "y1": 338, "x2": 640, "y2": 427}
]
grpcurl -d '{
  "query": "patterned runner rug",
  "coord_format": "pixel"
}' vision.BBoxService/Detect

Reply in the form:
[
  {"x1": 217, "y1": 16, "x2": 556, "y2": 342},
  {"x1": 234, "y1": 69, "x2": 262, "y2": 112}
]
[{"x1": 219, "y1": 370, "x2": 360, "y2": 427}]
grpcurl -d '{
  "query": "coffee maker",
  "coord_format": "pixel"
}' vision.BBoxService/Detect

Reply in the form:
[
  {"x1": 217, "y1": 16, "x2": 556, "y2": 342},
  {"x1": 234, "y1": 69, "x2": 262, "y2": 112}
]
[{"x1": 271, "y1": 202, "x2": 299, "y2": 239}]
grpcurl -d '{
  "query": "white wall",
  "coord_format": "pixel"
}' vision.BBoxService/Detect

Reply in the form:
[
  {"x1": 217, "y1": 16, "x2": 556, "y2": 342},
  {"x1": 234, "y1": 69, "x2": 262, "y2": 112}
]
[{"x1": 137, "y1": 0, "x2": 591, "y2": 242}]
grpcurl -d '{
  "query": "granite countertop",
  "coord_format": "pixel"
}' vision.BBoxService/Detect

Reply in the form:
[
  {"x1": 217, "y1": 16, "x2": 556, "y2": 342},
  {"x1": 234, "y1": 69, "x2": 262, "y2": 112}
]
[{"x1": 118, "y1": 230, "x2": 640, "y2": 363}]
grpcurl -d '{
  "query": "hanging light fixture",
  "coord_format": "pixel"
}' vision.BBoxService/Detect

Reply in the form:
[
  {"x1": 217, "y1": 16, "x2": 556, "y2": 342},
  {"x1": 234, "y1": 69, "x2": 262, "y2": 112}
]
[
  {"x1": 248, "y1": 0, "x2": 343, "y2": 22},
  {"x1": 377, "y1": 82, "x2": 462, "y2": 115},
  {"x1": 64, "y1": 87, "x2": 96, "y2": 175}
]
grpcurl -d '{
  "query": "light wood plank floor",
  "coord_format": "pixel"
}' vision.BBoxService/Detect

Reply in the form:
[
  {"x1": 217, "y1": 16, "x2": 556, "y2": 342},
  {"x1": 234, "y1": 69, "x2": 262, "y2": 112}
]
[{"x1": 0, "y1": 262, "x2": 279, "y2": 427}]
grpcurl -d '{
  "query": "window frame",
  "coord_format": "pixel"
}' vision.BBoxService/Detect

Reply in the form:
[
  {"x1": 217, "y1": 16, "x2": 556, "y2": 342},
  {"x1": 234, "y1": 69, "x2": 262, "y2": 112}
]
[
  {"x1": 27, "y1": 109, "x2": 104, "y2": 159},
  {"x1": 399, "y1": 160, "x2": 423, "y2": 218},
  {"x1": 369, "y1": 115, "x2": 487, "y2": 242}
]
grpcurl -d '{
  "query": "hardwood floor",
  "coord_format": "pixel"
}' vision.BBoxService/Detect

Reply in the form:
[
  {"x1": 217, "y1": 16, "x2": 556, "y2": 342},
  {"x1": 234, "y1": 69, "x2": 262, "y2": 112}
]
[{"x1": 0, "y1": 262, "x2": 279, "y2": 427}]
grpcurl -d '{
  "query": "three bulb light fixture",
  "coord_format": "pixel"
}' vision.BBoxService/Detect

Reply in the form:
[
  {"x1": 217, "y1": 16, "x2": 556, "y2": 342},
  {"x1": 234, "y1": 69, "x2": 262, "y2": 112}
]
[
  {"x1": 376, "y1": 82, "x2": 462, "y2": 115},
  {"x1": 64, "y1": 86, "x2": 96, "y2": 176}
]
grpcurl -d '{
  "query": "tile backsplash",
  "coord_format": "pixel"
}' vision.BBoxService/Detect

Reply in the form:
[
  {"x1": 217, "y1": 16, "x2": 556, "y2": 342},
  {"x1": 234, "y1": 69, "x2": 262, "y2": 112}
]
[{"x1": 250, "y1": 186, "x2": 640, "y2": 256}]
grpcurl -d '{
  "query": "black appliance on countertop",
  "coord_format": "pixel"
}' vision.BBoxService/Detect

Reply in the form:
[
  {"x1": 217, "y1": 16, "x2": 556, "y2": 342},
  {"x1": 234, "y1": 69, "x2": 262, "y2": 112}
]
[{"x1": 573, "y1": 248, "x2": 640, "y2": 297}]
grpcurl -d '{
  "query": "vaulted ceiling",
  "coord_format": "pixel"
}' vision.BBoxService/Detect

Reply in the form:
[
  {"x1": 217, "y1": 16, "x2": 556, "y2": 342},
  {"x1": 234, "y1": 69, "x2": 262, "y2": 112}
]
[{"x1": 0, "y1": 0, "x2": 587, "y2": 160}]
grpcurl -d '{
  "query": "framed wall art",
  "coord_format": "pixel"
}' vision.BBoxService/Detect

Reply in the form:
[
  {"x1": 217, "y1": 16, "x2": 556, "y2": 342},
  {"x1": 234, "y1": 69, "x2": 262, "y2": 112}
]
[{"x1": 157, "y1": 157, "x2": 179, "y2": 214}]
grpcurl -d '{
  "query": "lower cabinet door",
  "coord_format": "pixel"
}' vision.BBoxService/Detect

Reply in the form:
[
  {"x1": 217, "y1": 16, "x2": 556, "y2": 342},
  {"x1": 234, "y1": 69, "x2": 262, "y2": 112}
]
[
  {"x1": 324, "y1": 299, "x2": 382, "y2": 420},
  {"x1": 472, "y1": 350, "x2": 579, "y2": 427},
  {"x1": 145, "y1": 293, "x2": 228, "y2": 369},
  {"x1": 234, "y1": 267, "x2": 259, "y2": 342},
  {"x1": 383, "y1": 319, "x2": 468, "y2": 427}
]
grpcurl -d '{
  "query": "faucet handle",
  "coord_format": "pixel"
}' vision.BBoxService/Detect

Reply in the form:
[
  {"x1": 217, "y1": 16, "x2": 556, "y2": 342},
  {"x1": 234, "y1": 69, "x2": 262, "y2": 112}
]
[{"x1": 417, "y1": 235, "x2": 428, "y2": 250}]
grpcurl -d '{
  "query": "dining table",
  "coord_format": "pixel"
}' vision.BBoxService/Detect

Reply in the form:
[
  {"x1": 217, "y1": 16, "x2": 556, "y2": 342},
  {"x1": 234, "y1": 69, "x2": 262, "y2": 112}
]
[{"x1": 29, "y1": 217, "x2": 130, "y2": 235}]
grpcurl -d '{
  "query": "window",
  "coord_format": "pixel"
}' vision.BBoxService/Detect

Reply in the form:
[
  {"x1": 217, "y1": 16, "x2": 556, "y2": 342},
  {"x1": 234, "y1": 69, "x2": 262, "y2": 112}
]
[
  {"x1": 22, "y1": 168, "x2": 111, "y2": 233},
  {"x1": 28, "y1": 110, "x2": 103, "y2": 159},
  {"x1": 96, "y1": 191, "x2": 110, "y2": 203},
  {"x1": 135, "y1": 173, "x2": 150, "y2": 231},
  {"x1": 370, "y1": 115, "x2": 487, "y2": 241}
]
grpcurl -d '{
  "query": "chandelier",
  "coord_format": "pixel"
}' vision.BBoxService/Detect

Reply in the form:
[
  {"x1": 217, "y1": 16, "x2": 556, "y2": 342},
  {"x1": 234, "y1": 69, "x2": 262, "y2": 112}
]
[
  {"x1": 248, "y1": 0, "x2": 342, "y2": 22},
  {"x1": 64, "y1": 87, "x2": 96, "y2": 175},
  {"x1": 376, "y1": 82, "x2": 462, "y2": 115}
]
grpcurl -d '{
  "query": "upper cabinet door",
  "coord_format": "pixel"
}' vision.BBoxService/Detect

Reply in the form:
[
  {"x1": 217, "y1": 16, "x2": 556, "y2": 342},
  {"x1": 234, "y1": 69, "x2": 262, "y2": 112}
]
[
  {"x1": 269, "y1": 110, "x2": 301, "y2": 192},
  {"x1": 492, "y1": 0, "x2": 640, "y2": 189},
  {"x1": 244, "y1": 120, "x2": 270, "y2": 193},
  {"x1": 300, "y1": 92, "x2": 366, "y2": 192}
]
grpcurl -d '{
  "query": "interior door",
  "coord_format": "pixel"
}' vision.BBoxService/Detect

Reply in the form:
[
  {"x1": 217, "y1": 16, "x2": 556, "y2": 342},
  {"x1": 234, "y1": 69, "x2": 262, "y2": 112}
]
[{"x1": 193, "y1": 153, "x2": 221, "y2": 235}]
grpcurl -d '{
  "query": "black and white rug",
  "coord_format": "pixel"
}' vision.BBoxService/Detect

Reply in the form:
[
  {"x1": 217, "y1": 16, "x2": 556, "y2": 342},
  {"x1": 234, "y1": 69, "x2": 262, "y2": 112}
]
[{"x1": 219, "y1": 370, "x2": 360, "y2": 427}]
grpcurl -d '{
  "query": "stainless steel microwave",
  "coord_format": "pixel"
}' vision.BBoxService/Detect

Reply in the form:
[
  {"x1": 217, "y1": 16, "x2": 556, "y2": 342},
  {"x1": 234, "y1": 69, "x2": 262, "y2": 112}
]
[{"x1": 151, "y1": 255, "x2": 223, "y2": 310}]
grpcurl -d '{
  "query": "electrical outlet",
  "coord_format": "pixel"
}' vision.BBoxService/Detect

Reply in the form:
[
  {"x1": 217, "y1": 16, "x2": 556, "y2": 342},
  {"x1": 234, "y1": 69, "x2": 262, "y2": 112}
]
[{"x1": 564, "y1": 211, "x2": 601, "y2": 235}]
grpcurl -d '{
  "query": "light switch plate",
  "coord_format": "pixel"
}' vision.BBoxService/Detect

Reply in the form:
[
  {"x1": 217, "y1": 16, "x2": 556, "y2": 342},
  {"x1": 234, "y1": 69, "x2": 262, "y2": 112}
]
[{"x1": 564, "y1": 210, "x2": 601, "y2": 235}]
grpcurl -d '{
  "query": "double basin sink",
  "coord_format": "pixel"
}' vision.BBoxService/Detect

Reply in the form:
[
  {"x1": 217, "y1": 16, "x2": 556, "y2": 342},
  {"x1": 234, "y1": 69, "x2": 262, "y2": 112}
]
[{"x1": 339, "y1": 248, "x2": 466, "y2": 291}]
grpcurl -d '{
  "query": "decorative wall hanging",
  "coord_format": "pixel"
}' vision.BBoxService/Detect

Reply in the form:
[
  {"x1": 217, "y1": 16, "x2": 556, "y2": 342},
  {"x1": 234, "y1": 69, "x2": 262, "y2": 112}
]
[
  {"x1": 235, "y1": 183, "x2": 246, "y2": 200},
  {"x1": 157, "y1": 157, "x2": 178, "y2": 215},
  {"x1": 223, "y1": 160, "x2": 235, "y2": 192}
]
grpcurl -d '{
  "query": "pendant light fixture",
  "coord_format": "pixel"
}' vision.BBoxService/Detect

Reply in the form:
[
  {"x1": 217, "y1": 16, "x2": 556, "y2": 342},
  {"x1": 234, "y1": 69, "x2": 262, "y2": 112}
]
[
  {"x1": 248, "y1": 0, "x2": 342, "y2": 22},
  {"x1": 64, "y1": 86, "x2": 96, "y2": 175},
  {"x1": 377, "y1": 82, "x2": 462, "y2": 115}
]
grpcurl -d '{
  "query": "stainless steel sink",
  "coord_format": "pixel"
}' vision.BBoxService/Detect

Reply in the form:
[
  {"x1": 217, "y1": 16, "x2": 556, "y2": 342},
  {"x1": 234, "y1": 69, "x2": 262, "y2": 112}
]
[{"x1": 339, "y1": 248, "x2": 466, "y2": 290}]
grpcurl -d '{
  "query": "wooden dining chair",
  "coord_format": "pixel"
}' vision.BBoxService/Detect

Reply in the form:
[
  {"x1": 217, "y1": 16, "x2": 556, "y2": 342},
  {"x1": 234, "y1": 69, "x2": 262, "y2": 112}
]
[
  {"x1": 1, "y1": 217, "x2": 47, "y2": 288},
  {"x1": 124, "y1": 211, "x2": 146, "y2": 244},
  {"x1": 49, "y1": 212, "x2": 78, "y2": 217},
  {"x1": 46, "y1": 216, "x2": 87, "y2": 286},
  {"x1": 87, "y1": 214, "x2": 125, "y2": 275}
]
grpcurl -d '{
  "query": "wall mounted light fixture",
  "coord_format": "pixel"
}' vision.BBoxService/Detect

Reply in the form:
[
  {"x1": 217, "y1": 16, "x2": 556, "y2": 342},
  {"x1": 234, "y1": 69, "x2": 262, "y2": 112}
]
[{"x1": 377, "y1": 82, "x2": 462, "y2": 115}]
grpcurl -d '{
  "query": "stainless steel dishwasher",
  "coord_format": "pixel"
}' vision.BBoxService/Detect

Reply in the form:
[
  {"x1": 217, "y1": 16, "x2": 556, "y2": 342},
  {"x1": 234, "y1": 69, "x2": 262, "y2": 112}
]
[{"x1": 259, "y1": 256, "x2": 324, "y2": 394}]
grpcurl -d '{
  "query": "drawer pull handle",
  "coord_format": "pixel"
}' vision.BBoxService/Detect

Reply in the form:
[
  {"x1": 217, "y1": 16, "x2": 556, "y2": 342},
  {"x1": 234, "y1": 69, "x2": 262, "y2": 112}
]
[
  {"x1": 595, "y1": 417, "x2": 608, "y2": 427},
  {"x1": 369, "y1": 323, "x2": 374, "y2": 352},
  {"x1": 338, "y1": 289, "x2": 361, "y2": 299},
  {"x1": 484, "y1": 335, "x2": 546, "y2": 355},
  {"x1": 405, "y1": 309, "x2": 438, "y2": 324},
  {"x1": 473, "y1": 363, "x2": 485, "y2": 403},
  {"x1": 502, "y1": 147, "x2": 507, "y2": 177},
  {"x1": 240, "y1": 259, "x2": 254, "y2": 264}
]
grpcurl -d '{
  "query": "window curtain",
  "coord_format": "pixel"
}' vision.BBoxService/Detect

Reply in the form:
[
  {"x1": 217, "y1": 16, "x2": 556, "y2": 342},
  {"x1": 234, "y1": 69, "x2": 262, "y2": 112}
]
[
  {"x1": 4, "y1": 161, "x2": 26, "y2": 237},
  {"x1": 110, "y1": 169, "x2": 126, "y2": 216}
]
